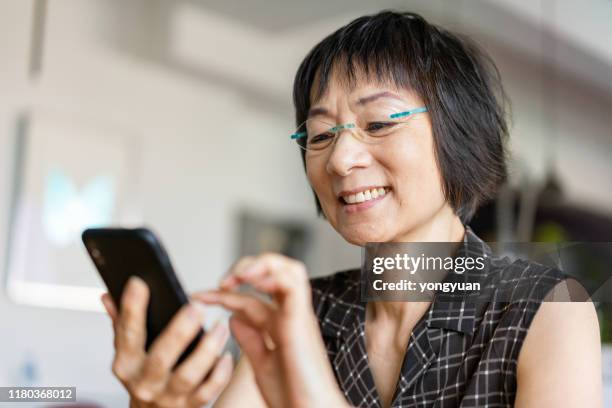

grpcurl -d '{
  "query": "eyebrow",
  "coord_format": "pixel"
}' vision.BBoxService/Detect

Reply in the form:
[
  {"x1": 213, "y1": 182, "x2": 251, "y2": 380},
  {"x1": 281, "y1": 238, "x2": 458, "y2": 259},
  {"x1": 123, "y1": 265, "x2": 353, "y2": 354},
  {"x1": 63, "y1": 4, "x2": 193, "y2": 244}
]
[
  {"x1": 307, "y1": 106, "x2": 329, "y2": 118},
  {"x1": 357, "y1": 91, "x2": 403, "y2": 105},
  {"x1": 307, "y1": 91, "x2": 404, "y2": 118}
]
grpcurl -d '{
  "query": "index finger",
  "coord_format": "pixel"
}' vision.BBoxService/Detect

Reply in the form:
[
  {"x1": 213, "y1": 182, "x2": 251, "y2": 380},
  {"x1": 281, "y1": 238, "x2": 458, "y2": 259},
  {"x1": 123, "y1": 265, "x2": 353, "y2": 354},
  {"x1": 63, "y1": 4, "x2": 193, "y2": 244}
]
[
  {"x1": 101, "y1": 292, "x2": 118, "y2": 322},
  {"x1": 192, "y1": 290, "x2": 273, "y2": 329},
  {"x1": 219, "y1": 256, "x2": 254, "y2": 290},
  {"x1": 229, "y1": 253, "x2": 309, "y2": 301}
]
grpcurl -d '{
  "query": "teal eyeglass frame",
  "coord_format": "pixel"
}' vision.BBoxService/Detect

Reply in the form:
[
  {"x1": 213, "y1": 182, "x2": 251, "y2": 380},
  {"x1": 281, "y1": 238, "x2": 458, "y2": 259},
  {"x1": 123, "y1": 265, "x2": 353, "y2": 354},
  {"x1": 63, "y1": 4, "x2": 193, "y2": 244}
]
[{"x1": 290, "y1": 106, "x2": 428, "y2": 141}]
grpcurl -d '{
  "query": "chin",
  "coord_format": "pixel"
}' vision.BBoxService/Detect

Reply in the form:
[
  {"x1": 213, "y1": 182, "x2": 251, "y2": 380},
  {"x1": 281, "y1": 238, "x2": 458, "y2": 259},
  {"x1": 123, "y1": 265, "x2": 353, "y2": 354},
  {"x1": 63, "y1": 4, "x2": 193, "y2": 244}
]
[{"x1": 337, "y1": 224, "x2": 391, "y2": 246}]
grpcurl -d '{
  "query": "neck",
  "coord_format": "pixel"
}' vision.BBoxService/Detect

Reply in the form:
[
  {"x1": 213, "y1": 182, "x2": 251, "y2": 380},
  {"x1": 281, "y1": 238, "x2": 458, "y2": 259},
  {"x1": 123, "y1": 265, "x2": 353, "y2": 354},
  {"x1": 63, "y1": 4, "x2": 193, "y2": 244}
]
[
  {"x1": 366, "y1": 300, "x2": 432, "y2": 351},
  {"x1": 368, "y1": 300, "x2": 431, "y2": 322},
  {"x1": 395, "y1": 204, "x2": 465, "y2": 242},
  {"x1": 369, "y1": 206, "x2": 466, "y2": 323}
]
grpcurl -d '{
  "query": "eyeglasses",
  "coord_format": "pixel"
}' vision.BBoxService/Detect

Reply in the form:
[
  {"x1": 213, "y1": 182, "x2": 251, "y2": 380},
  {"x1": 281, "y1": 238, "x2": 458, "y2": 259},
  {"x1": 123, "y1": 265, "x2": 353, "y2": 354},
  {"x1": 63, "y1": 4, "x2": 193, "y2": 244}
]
[{"x1": 290, "y1": 105, "x2": 427, "y2": 152}]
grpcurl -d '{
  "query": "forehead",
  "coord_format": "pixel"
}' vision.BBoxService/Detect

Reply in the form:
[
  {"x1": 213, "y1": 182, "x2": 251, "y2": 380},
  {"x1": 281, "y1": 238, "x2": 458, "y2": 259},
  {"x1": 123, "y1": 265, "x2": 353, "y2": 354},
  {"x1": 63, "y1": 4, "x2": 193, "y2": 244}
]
[{"x1": 309, "y1": 64, "x2": 417, "y2": 108}]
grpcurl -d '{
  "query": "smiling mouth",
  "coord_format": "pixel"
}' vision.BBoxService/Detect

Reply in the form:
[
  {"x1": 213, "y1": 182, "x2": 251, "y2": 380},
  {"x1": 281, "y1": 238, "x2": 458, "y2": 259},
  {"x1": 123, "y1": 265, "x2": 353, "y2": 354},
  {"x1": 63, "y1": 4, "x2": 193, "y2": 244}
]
[{"x1": 339, "y1": 187, "x2": 391, "y2": 205}]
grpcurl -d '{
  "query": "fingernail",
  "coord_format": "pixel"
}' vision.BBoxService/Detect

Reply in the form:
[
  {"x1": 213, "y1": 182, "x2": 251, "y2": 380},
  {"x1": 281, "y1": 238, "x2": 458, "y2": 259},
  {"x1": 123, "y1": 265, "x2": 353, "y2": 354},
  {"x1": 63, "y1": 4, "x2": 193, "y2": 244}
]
[
  {"x1": 211, "y1": 321, "x2": 228, "y2": 342},
  {"x1": 197, "y1": 292, "x2": 218, "y2": 302},
  {"x1": 186, "y1": 305, "x2": 201, "y2": 321},
  {"x1": 220, "y1": 276, "x2": 237, "y2": 288},
  {"x1": 241, "y1": 264, "x2": 258, "y2": 276},
  {"x1": 128, "y1": 275, "x2": 146, "y2": 290},
  {"x1": 100, "y1": 295, "x2": 110, "y2": 308},
  {"x1": 220, "y1": 351, "x2": 233, "y2": 371},
  {"x1": 223, "y1": 351, "x2": 233, "y2": 363}
]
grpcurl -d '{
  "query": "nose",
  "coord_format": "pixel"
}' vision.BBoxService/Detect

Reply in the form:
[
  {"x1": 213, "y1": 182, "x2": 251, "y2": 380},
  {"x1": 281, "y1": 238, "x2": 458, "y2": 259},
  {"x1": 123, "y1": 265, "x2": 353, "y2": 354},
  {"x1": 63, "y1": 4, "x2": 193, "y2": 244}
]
[{"x1": 325, "y1": 128, "x2": 372, "y2": 176}]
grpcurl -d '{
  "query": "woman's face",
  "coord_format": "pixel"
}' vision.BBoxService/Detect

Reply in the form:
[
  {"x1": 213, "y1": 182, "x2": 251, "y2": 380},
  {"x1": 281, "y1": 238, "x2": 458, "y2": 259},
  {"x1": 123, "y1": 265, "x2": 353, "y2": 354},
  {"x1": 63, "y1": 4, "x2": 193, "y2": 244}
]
[{"x1": 305, "y1": 71, "x2": 453, "y2": 246}]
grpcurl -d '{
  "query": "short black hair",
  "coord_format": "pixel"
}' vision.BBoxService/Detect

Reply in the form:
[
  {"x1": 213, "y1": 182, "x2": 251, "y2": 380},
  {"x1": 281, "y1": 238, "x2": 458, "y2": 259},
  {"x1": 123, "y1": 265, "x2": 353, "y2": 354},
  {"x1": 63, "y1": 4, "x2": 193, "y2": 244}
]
[{"x1": 292, "y1": 10, "x2": 509, "y2": 223}]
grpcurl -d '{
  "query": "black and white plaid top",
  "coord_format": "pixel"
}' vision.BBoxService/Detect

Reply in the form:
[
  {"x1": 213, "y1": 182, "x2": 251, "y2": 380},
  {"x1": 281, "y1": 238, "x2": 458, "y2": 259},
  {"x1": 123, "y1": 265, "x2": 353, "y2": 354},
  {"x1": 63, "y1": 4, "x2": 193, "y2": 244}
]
[{"x1": 310, "y1": 227, "x2": 567, "y2": 407}]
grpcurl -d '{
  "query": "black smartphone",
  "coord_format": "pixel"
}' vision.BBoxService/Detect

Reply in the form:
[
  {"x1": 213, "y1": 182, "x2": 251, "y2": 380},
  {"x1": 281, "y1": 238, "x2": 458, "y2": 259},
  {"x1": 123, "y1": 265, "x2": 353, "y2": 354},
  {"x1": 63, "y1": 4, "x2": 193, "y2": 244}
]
[{"x1": 82, "y1": 227, "x2": 203, "y2": 367}]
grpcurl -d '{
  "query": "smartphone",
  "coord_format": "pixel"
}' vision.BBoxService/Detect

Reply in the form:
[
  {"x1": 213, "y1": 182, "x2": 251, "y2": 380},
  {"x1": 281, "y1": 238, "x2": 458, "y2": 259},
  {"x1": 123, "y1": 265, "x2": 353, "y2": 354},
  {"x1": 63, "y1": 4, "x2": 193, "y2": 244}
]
[{"x1": 82, "y1": 227, "x2": 203, "y2": 367}]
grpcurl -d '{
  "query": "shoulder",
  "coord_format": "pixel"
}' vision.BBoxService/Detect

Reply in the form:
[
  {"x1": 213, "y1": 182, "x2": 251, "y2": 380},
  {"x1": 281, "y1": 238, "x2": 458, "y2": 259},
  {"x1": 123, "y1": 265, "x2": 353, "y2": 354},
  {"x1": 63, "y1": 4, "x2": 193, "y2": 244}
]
[
  {"x1": 519, "y1": 289, "x2": 599, "y2": 358},
  {"x1": 520, "y1": 278, "x2": 599, "y2": 350},
  {"x1": 514, "y1": 285, "x2": 601, "y2": 406},
  {"x1": 476, "y1": 258, "x2": 577, "y2": 343},
  {"x1": 484, "y1": 256, "x2": 570, "y2": 305}
]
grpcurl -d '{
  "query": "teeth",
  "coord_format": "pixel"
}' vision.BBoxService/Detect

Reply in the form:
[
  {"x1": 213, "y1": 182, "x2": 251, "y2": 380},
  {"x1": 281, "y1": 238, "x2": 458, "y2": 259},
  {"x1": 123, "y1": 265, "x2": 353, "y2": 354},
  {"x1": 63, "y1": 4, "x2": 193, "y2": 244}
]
[{"x1": 343, "y1": 188, "x2": 388, "y2": 204}]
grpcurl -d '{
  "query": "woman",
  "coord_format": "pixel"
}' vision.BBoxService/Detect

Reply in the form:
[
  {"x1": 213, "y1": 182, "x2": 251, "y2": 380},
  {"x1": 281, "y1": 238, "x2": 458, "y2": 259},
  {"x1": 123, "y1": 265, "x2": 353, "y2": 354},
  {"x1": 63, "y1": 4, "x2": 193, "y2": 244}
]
[{"x1": 101, "y1": 11, "x2": 602, "y2": 408}]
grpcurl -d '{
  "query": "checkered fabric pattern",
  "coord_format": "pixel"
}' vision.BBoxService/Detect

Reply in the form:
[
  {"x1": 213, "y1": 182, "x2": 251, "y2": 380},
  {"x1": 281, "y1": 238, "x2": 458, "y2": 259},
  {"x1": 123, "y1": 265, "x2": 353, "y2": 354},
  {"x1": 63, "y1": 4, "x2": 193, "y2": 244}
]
[{"x1": 310, "y1": 227, "x2": 567, "y2": 407}]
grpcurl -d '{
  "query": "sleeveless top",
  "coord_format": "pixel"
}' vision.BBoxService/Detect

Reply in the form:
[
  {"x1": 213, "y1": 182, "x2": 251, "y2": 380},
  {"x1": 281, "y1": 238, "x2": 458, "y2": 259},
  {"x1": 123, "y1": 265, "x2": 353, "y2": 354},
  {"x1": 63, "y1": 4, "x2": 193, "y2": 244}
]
[{"x1": 310, "y1": 227, "x2": 567, "y2": 407}]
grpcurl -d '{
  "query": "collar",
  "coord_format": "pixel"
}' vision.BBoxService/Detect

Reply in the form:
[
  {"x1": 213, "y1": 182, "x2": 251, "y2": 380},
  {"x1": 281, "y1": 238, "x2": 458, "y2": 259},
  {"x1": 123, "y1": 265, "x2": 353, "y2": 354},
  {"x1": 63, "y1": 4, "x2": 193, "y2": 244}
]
[
  {"x1": 319, "y1": 225, "x2": 491, "y2": 338},
  {"x1": 426, "y1": 225, "x2": 492, "y2": 335}
]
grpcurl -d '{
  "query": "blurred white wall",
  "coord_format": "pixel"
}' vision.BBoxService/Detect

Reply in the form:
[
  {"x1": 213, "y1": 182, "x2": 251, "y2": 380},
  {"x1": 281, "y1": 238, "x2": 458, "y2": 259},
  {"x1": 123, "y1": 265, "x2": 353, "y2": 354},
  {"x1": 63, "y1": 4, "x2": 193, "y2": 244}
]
[
  {"x1": 0, "y1": 1, "x2": 357, "y2": 405},
  {"x1": 0, "y1": 0, "x2": 610, "y2": 405}
]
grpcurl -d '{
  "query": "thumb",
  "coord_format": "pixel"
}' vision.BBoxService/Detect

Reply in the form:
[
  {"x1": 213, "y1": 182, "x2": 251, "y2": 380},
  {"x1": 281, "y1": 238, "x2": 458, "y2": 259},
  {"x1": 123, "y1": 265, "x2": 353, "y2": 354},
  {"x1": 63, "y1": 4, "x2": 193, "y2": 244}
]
[{"x1": 230, "y1": 316, "x2": 268, "y2": 366}]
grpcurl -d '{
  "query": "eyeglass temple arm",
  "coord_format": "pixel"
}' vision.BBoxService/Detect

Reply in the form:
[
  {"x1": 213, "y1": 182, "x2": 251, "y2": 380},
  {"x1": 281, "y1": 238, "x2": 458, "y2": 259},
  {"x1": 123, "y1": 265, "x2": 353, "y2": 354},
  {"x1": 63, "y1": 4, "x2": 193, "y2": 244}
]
[
  {"x1": 389, "y1": 107, "x2": 427, "y2": 119},
  {"x1": 290, "y1": 132, "x2": 306, "y2": 140}
]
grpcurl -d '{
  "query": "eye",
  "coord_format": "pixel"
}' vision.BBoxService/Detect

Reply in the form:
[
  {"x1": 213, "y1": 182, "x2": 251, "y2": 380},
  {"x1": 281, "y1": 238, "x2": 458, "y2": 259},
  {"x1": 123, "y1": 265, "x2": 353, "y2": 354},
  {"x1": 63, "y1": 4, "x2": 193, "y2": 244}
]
[
  {"x1": 366, "y1": 122, "x2": 396, "y2": 133},
  {"x1": 309, "y1": 132, "x2": 334, "y2": 144}
]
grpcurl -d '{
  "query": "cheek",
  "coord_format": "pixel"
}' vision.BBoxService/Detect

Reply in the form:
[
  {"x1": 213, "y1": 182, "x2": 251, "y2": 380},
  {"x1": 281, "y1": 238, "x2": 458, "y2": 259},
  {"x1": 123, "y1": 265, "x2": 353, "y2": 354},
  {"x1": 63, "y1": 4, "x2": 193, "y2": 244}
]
[
  {"x1": 306, "y1": 157, "x2": 324, "y2": 194},
  {"x1": 306, "y1": 157, "x2": 335, "y2": 210},
  {"x1": 383, "y1": 129, "x2": 445, "y2": 207}
]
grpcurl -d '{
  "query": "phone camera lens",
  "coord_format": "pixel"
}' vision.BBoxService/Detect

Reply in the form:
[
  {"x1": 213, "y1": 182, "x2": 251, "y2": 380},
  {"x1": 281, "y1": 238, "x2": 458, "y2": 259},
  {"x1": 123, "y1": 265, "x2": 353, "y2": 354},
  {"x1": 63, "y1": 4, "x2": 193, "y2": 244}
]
[{"x1": 91, "y1": 248, "x2": 105, "y2": 266}]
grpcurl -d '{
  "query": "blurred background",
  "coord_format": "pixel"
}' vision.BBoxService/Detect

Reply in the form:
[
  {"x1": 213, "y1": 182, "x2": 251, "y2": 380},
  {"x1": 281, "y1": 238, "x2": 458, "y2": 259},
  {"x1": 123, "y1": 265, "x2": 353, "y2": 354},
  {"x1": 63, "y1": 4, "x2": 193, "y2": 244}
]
[{"x1": 0, "y1": 0, "x2": 610, "y2": 406}]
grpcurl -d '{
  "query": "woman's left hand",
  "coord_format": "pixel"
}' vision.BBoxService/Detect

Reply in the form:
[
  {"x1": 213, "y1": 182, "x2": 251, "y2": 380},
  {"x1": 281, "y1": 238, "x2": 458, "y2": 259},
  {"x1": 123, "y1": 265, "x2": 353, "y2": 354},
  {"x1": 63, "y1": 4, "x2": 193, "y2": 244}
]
[{"x1": 192, "y1": 253, "x2": 349, "y2": 408}]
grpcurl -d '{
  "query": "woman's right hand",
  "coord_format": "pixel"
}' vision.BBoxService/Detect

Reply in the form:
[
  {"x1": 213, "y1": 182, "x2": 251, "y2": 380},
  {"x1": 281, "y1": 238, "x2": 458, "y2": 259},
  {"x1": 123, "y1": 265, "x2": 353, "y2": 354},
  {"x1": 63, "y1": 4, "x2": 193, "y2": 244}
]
[{"x1": 101, "y1": 276, "x2": 233, "y2": 408}]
